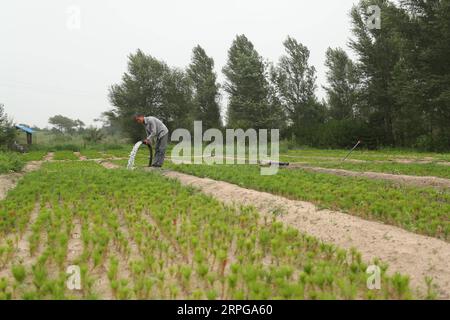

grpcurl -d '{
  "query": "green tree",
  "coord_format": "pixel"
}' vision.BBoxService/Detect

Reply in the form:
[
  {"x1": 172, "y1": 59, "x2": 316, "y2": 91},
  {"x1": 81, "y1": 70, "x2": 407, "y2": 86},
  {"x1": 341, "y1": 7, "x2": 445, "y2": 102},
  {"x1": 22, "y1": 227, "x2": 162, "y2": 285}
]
[
  {"x1": 109, "y1": 49, "x2": 193, "y2": 140},
  {"x1": 271, "y1": 36, "x2": 324, "y2": 143},
  {"x1": 162, "y1": 67, "x2": 194, "y2": 132},
  {"x1": 75, "y1": 119, "x2": 85, "y2": 132},
  {"x1": 187, "y1": 45, "x2": 222, "y2": 129},
  {"x1": 223, "y1": 35, "x2": 282, "y2": 129},
  {"x1": 0, "y1": 104, "x2": 16, "y2": 148},
  {"x1": 83, "y1": 126, "x2": 104, "y2": 144},
  {"x1": 48, "y1": 115, "x2": 78, "y2": 134},
  {"x1": 349, "y1": 0, "x2": 406, "y2": 147},
  {"x1": 323, "y1": 48, "x2": 360, "y2": 120},
  {"x1": 394, "y1": 0, "x2": 450, "y2": 150}
]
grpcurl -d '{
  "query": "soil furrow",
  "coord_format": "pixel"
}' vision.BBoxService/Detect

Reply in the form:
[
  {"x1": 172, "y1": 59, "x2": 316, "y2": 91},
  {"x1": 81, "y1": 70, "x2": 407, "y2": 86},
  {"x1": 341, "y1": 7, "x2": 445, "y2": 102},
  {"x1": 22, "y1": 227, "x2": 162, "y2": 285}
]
[{"x1": 163, "y1": 170, "x2": 450, "y2": 299}]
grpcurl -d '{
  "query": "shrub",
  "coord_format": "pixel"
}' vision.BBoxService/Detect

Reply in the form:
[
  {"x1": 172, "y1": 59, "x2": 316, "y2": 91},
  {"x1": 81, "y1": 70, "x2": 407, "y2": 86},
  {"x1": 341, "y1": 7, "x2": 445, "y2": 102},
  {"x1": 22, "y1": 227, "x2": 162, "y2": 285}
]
[{"x1": 0, "y1": 152, "x2": 24, "y2": 173}]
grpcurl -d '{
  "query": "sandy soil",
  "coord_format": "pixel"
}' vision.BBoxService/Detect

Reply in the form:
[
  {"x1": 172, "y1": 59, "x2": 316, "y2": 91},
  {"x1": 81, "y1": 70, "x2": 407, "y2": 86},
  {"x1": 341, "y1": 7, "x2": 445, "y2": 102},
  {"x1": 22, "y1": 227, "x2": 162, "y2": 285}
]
[
  {"x1": 97, "y1": 161, "x2": 120, "y2": 169},
  {"x1": 287, "y1": 164, "x2": 450, "y2": 189},
  {"x1": 163, "y1": 170, "x2": 450, "y2": 299},
  {"x1": 44, "y1": 152, "x2": 54, "y2": 161},
  {"x1": 0, "y1": 203, "x2": 46, "y2": 290},
  {"x1": 0, "y1": 153, "x2": 54, "y2": 200},
  {"x1": 0, "y1": 173, "x2": 21, "y2": 201},
  {"x1": 74, "y1": 152, "x2": 87, "y2": 161},
  {"x1": 67, "y1": 218, "x2": 83, "y2": 263}
]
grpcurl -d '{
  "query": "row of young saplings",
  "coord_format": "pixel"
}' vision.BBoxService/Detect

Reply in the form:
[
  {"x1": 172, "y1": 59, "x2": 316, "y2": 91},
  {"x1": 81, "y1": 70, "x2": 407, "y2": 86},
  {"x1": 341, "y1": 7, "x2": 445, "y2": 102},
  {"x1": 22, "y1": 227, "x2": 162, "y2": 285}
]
[{"x1": 0, "y1": 162, "x2": 415, "y2": 299}]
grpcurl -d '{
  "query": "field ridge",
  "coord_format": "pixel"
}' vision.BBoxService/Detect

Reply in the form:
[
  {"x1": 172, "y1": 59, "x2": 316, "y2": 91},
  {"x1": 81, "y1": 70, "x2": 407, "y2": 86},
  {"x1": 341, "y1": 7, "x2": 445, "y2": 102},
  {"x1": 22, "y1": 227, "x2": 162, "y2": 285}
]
[{"x1": 162, "y1": 170, "x2": 450, "y2": 299}]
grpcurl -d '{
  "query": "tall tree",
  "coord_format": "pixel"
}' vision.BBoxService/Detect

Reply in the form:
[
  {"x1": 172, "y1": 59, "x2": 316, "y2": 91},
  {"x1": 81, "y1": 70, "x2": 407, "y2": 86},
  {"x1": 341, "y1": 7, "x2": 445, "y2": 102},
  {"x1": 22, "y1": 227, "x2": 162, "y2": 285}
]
[
  {"x1": 75, "y1": 119, "x2": 85, "y2": 132},
  {"x1": 108, "y1": 49, "x2": 193, "y2": 140},
  {"x1": 187, "y1": 45, "x2": 222, "y2": 129},
  {"x1": 0, "y1": 104, "x2": 16, "y2": 148},
  {"x1": 349, "y1": 0, "x2": 406, "y2": 146},
  {"x1": 223, "y1": 35, "x2": 282, "y2": 129},
  {"x1": 323, "y1": 48, "x2": 360, "y2": 120},
  {"x1": 271, "y1": 36, "x2": 324, "y2": 142},
  {"x1": 83, "y1": 126, "x2": 105, "y2": 144},
  {"x1": 394, "y1": 0, "x2": 450, "y2": 150},
  {"x1": 48, "y1": 115, "x2": 78, "y2": 134}
]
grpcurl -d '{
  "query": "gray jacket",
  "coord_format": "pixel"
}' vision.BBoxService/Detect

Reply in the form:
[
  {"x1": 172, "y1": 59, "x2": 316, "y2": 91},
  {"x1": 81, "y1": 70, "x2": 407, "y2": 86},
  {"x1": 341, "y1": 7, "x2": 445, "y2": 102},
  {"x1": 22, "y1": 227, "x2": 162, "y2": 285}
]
[{"x1": 144, "y1": 116, "x2": 169, "y2": 140}]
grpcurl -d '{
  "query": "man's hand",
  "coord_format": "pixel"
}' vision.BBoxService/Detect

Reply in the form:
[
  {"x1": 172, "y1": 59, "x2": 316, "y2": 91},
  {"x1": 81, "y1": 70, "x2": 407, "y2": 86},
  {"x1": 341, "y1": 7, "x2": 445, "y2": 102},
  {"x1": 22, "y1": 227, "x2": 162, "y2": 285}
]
[{"x1": 142, "y1": 139, "x2": 151, "y2": 146}]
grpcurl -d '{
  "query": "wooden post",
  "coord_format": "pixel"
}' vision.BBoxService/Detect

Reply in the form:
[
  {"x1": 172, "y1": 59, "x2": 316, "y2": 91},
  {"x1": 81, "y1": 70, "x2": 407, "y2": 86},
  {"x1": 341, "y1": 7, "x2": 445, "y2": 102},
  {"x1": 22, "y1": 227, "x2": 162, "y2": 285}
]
[{"x1": 27, "y1": 132, "x2": 32, "y2": 145}]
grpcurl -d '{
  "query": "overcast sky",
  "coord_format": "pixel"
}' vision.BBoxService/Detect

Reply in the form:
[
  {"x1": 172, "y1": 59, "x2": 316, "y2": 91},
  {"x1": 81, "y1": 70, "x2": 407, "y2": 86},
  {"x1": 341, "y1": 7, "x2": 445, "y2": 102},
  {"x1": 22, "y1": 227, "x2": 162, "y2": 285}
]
[{"x1": 1, "y1": 0, "x2": 359, "y2": 128}]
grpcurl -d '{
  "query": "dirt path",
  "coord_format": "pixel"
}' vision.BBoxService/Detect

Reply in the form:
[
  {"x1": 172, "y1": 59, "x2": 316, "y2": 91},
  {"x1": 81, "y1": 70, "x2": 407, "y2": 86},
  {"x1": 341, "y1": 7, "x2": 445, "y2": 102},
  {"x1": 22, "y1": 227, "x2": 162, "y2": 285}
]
[
  {"x1": 287, "y1": 164, "x2": 450, "y2": 189},
  {"x1": 0, "y1": 152, "x2": 54, "y2": 200},
  {"x1": 162, "y1": 170, "x2": 450, "y2": 299},
  {"x1": 74, "y1": 152, "x2": 87, "y2": 161},
  {"x1": 97, "y1": 160, "x2": 120, "y2": 169}
]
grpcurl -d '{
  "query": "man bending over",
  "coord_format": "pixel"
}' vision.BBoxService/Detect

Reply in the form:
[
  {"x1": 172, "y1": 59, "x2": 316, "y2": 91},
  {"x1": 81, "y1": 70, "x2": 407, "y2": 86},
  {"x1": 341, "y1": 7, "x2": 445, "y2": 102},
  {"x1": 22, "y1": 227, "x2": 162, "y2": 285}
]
[{"x1": 133, "y1": 114, "x2": 169, "y2": 167}]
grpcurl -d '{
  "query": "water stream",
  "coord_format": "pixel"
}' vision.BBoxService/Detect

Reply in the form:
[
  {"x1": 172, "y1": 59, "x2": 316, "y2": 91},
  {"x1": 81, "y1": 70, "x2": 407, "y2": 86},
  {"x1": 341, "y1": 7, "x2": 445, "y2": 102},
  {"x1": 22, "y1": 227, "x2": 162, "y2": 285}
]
[{"x1": 127, "y1": 141, "x2": 143, "y2": 170}]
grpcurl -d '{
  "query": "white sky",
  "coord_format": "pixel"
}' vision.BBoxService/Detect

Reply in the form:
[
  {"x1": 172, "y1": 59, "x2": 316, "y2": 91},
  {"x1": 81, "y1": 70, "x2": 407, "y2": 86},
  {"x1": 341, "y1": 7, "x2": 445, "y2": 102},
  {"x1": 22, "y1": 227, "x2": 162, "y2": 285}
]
[{"x1": 0, "y1": 0, "x2": 358, "y2": 128}]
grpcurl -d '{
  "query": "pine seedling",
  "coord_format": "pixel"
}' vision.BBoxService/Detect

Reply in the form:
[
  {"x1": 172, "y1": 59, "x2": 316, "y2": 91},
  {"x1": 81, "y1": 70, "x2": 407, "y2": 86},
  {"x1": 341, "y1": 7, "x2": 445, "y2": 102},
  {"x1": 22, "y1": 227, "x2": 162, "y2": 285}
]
[
  {"x1": 206, "y1": 289, "x2": 218, "y2": 300},
  {"x1": 11, "y1": 264, "x2": 26, "y2": 284}
]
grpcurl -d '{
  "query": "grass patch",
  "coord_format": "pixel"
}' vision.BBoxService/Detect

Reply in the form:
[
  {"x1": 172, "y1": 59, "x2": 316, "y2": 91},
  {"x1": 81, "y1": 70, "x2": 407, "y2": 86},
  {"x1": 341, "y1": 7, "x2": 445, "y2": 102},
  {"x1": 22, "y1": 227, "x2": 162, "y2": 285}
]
[
  {"x1": 53, "y1": 151, "x2": 79, "y2": 161},
  {"x1": 20, "y1": 151, "x2": 47, "y2": 162},
  {"x1": 0, "y1": 152, "x2": 25, "y2": 174}
]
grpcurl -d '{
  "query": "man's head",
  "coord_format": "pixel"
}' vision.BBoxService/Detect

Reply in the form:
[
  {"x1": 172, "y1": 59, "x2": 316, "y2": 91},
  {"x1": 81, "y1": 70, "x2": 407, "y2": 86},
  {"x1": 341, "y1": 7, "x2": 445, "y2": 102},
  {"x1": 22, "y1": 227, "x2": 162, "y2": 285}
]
[{"x1": 133, "y1": 114, "x2": 145, "y2": 124}]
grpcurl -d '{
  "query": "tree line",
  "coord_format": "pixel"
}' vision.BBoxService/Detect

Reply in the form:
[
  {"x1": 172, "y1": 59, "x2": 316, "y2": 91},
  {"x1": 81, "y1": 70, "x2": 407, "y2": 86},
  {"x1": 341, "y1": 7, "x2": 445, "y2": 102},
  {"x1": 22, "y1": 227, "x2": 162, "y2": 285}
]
[{"x1": 107, "y1": 0, "x2": 449, "y2": 151}]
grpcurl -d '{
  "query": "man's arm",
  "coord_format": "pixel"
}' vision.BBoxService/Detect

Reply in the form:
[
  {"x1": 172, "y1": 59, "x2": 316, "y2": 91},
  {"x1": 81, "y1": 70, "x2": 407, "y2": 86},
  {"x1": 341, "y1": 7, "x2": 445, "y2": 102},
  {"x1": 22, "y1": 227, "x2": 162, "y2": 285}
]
[{"x1": 144, "y1": 117, "x2": 156, "y2": 144}]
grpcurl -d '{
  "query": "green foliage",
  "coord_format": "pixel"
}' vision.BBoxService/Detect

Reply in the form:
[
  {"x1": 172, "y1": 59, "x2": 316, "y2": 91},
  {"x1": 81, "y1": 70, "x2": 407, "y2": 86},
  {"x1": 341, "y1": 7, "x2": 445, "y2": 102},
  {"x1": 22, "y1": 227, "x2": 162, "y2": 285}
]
[
  {"x1": 223, "y1": 35, "x2": 283, "y2": 130},
  {"x1": 0, "y1": 104, "x2": 16, "y2": 148},
  {"x1": 48, "y1": 115, "x2": 84, "y2": 134},
  {"x1": 341, "y1": 0, "x2": 450, "y2": 150},
  {"x1": 83, "y1": 127, "x2": 105, "y2": 144},
  {"x1": 53, "y1": 151, "x2": 79, "y2": 160},
  {"x1": 187, "y1": 45, "x2": 222, "y2": 129},
  {"x1": 11, "y1": 265, "x2": 26, "y2": 283},
  {"x1": 271, "y1": 36, "x2": 324, "y2": 139},
  {"x1": 108, "y1": 49, "x2": 193, "y2": 141},
  {"x1": 304, "y1": 161, "x2": 450, "y2": 179},
  {"x1": 0, "y1": 152, "x2": 25, "y2": 173},
  {"x1": 323, "y1": 48, "x2": 359, "y2": 121}
]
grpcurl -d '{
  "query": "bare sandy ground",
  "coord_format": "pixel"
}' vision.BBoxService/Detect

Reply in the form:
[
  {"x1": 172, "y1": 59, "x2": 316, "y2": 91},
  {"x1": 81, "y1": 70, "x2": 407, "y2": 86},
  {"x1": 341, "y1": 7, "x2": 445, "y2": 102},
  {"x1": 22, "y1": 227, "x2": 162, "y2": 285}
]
[
  {"x1": 163, "y1": 170, "x2": 450, "y2": 299},
  {"x1": 0, "y1": 172, "x2": 22, "y2": 201},
  {"x1": 74, "y1": 152, "x2": 87, "y2": 161},
  {"x1": 287, "y1": 164, "x2": 450, "y2": 189},
  {"x1": 0, "y1": 153, "x2": 54, "y2": 200}
]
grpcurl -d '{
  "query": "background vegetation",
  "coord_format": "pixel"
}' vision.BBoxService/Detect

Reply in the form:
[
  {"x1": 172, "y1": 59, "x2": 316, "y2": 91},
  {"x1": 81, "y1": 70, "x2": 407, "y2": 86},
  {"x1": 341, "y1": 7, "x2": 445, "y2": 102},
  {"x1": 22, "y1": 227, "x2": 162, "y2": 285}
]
[{"x1": 104, "y1": 0, "x2": 450, "y2": 151}]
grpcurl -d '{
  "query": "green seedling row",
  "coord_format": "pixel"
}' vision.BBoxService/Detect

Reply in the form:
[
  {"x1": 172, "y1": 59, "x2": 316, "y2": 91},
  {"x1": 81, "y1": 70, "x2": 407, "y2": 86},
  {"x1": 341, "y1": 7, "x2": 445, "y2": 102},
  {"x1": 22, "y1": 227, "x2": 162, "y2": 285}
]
[
  {"x1": 20, "y1": 151, "x2": 48, "y2": 162},
  {"x1": 0, "y1": 152, "x2": 25, "y2": 174},
  {"x1": 0, "y1": 162, "x2": 417, "y2": 299},
  {"x1": 78, "y1": 150, "x2": 102, "y2": 159},
  {"x1": 53, "y1": 151, "x2": 79, "y2": 161},
  {"x1": 283, "y1": 149, "x2": 450, "y2": 162},
  {"x1": 167, "y1": 164, "x2": 450, "y2": 240},
  {"x1": 281, "y1": 148, "x2": 450, "y2": 161},
  {"x1": 278, "y1": 160, "x2": 450, "y2": 180}
]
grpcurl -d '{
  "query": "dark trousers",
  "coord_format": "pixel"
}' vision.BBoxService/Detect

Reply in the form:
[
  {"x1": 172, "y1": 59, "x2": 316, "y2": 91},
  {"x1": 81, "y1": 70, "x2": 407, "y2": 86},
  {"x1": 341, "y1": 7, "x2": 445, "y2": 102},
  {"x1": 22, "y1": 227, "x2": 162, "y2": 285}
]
[{"x1": 153, "y1": 133, "x2": 168, "y2": 167}]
